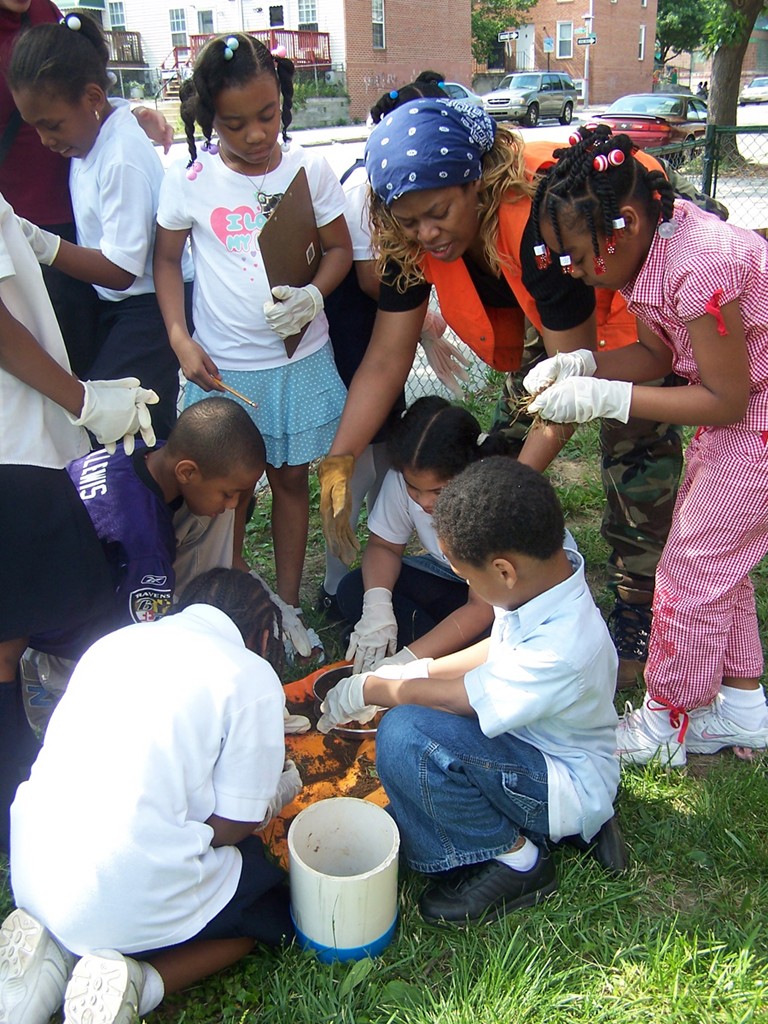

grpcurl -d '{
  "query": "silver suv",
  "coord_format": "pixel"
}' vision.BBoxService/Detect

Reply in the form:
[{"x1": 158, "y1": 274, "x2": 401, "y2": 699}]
[{"x1": 482, "y1": 72, "x2": 577, "y2": 127}]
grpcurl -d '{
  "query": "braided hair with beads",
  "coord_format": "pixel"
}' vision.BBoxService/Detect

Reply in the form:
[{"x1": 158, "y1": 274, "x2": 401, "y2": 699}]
[
  {"x1": 531, "y1": 124, "x2": 677, "y2": 274},
  {"x1": 179, "y1": 32, "x2": 294, "y2": 166}
]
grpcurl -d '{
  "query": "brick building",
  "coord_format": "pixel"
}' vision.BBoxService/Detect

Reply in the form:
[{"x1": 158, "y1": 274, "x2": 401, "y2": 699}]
[{"x1": 499, "y1": 0, "x2": 658, "y2": 106}]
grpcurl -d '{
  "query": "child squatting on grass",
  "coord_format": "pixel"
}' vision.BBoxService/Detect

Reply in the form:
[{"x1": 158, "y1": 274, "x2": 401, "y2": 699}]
[
  {"x1": 319, "y1": 457, "x2": 622, "y2": 924},
  {"x1": 0, "y1": 569, "x2": 301, "y2": 1024},
  {"x1": 524, "y1": 124, "x2": 768, "y2": 767}
]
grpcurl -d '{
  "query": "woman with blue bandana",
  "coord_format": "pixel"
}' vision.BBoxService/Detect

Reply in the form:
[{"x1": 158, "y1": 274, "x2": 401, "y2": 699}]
[{"x1": 318, "y1": 97, "x2": 601, "y2": 558}]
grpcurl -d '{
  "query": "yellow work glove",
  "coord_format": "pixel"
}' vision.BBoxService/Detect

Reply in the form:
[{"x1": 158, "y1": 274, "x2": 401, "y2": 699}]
[{"x1": 317, "y1": 454, "x2": 359, "y2": 566}]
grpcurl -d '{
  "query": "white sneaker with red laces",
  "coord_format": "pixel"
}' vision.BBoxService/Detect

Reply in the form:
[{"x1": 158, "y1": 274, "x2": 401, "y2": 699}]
[{"x1": 615, "y1": 700, "x2": 687, "y2": 767}]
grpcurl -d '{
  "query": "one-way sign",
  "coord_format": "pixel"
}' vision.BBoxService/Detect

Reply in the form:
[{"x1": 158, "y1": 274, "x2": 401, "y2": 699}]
[
  {"x1": 498, "y1": 29, "x2": 519, "y2": 41},
  {"x1": 577, "y1": 34, "x2": 596, "y2": 45}
]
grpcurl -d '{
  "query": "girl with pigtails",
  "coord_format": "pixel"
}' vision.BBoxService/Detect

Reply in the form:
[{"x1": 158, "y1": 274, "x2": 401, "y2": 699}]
[
  {"x1": 526, "y1": 124, "x2": 768, "y2": 767},
  {"x1": 154, "y1": 34, "x2": 352, "y2": 652}
]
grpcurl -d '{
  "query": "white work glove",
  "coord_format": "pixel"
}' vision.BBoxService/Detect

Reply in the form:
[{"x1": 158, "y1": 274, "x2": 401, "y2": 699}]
[
  {"x1": 263, "y1": 284, "x2": 323, "y2": 339},
  {"x1": 419, "y1": 311, "x2": 471, "y2": 399},
  {"x1": 523, "y1": 349, "x2": 598, "y2": 396},
  {"x1": 346, "y1": 587, "x2": 398, "y2": 673},
  {"x1": 260, "y1": 759, "x2": 303, "y2": 825},
  {"x1": 317, "y1": 672, "x2": 383, "y2": 734},
  {"x1": 283, "y1": 705, "x2": 311, "y2": 734},
  {"x1": 372, "y1": 646, "x2": 417, "y2": 671},
  {"x1": 528, "y1": 377, "x2": 633, "y2": 424},
  {"x1": 65, "y1": 378, "x2": 159, "y2": 455},
  {"x1": 17, "y1": 216, "x2": 61, "y2": 265},
  {"x1": 249, "y1": 570, "x2": 313, "y2": 658}
]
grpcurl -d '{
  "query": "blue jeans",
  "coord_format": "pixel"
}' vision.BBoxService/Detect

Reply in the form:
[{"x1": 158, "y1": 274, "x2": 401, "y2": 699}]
[{"x1": 376, "y1": 705, "x2": 549, "y2": 873}]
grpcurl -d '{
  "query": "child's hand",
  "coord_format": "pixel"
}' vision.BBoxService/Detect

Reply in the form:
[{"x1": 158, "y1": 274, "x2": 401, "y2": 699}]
[
  {"x1": 346, "y1": 588, "x2": 398, "y2": 673},
  {"x1": 317, "y1": 673, "x2": 381, "y2": 734},
  {"x1": 68, "y1": 378, "x2": 159, "y2": 454},
  {"x1": 263, "y1": 284, "x2": 323, "y2": 339},
  {"x1": 528, "y1": 377, "x2": 632, "y2": 424},
  {"x1": 174, "y1": 336, "x2": 222, "y2": 391},
  {"x1": 523, "y1": 349, "x2": 598, "y2": 396}
]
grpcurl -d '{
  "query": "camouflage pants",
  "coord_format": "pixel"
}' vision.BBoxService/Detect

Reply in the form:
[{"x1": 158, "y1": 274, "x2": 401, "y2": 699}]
[{"x1": 493, "y1": 329, "x2": 683, "y2": 605}]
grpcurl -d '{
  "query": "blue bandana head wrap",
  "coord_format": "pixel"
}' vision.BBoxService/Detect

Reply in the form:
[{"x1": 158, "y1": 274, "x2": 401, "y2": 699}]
[{"x1": 365, "y1": 97, "x2": 496, "y2": 206}]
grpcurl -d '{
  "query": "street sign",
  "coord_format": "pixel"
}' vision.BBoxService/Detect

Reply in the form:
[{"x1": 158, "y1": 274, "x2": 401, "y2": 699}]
[
  {"x1": 498, "y1": 29, "x2": 519, "y2": 41},
  {"x1": 543, "y1": 37, "x2": 554, "y2": 53},
  {"x1": 577, "y1": 34, "x2": 596, "y2": 45}
]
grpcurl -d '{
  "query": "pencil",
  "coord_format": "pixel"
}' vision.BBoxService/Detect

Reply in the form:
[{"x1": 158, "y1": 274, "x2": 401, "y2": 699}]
[{"x1": 212, "y1": 378, "x2": 258, "y2": 408}]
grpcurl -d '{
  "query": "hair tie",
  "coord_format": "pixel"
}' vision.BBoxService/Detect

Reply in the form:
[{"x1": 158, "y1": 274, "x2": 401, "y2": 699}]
[
  {"x1": 559, "y1": 254, "x2": 573, "y2": 275},
  {"x1": 389, "y1": 89, "x2": 399, "y2": 99},
  {"x1": 592, "y1": 154, "x2": 608, "y2": 172},
  {"x1": 612, "y1": 216, "x2": 626, "y2": 235},
  {"x1": 533, "y1": 243, "x2": 551, "y2": 270},
  {"x1": 106, "y1": 71, "x2": 117, "y2": 85},
  {"x1": 223, "y1": 35, "x2": 239, "y2": 60},
  {"x1": 62, "y1": 14, "x2": 81, "y2": 29},
  {"x1": 476, "y1": 432, "x2": 488, "y2": 446},
  {"x1": 271, "y1": 44, "x2": 287, "y2": 58},
  {"x1": 657, "y1": 219, "x2": 678, "y2": 239}
]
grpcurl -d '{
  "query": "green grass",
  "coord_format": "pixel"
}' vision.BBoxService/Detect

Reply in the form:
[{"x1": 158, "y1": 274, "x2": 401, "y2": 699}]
[{"x1": 3, "y1": 407, "x2": 768, "y2": 1023}]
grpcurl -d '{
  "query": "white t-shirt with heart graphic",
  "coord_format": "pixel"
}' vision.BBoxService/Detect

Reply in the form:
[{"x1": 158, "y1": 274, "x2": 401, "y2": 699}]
[{"x1": 157, "y1": 142, "x2": 345, "y2": 369}]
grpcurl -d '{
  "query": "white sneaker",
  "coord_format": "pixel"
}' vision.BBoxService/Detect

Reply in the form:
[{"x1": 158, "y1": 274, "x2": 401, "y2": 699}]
[
  {"x1": 615, "y1": 702, "x2": 687, "y2": 767},
  {"x1": 64, "y1": 950, "x2": 143, "y2": 1024},
  {"x1": 686, "y1": 696, "x2": 768, "y2": 754},
  {"x1": 0, "y1": 908, "x2": 76, "y2": 1024}
]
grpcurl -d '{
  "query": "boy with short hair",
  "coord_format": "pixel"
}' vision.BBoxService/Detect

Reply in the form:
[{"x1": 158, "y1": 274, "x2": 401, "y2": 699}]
[
  {"x1": 28, "y1": 396, "x2": 266, "y2": 670},
  {"x1": 319, "y1": 457, "x2": 621, "y2": 924}
]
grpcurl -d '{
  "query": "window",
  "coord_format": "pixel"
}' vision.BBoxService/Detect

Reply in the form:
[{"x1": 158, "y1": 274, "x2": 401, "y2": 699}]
[
  {"x1": 269, "y1": 5, "x2": 284, "y2": 27},
  {"x1": 169, "y1": 8, "x2": 187, "y2": 47},
  {"x1": 298, "y1": 0, "x2": 318, "y2": 31},
  {"x1": 197, "y1": 10, "x2": 214, "y2": 34},
  {"x1": 638, "y1": 24, "x2": 645, "y2": 61},
  {"x1": 108, "y1": 1, "x2": 125, "y2": 31},
  {"x1": 372, "y1": 0, "x2": 385, "y2": 48},
  {"x1": 556, "y1": 22, "x2": 573, "y2": 59},
  {"x1": 641, "y1": 0, "x2": 648, "y2": 6}
]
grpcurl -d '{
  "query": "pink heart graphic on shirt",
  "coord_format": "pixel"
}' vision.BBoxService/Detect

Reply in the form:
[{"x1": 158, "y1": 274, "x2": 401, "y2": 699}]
[{"x1": 210, "y1": 206, "x2": 265, "y2": 254}]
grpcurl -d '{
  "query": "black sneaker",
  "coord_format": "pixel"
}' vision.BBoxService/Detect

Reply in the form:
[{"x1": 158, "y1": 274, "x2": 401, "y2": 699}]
[
  {"x1": 419, "y1": 850, "x2": 556, "y2": 924},
  {"x1": 607, "y1": 598, "x2": 651, "y2": 690},
  {"x1": 315, "y1": 585, "x2": 344, "y2": 623},
  {"x1": 559, "y1": 815, "x2": 629, "y2": 876}
]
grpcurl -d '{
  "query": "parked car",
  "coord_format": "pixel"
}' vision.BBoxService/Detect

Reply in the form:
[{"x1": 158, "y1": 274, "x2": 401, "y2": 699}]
[
  {"x1": 739, "y1": 76, "x2": 768, "y2": 105},
  {"x1": 598, "y1": 93, "x2": 708, "y2": 156},
  {"x1": 482, "y1": 71, "x2": 577, "y2": 127},
  {"x1": 440, "y1": 81, "x2": 484, "y2": 107}
]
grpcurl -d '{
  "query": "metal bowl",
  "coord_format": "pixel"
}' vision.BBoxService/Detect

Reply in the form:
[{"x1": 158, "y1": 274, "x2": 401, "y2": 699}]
[{"x1": 312, "y1": 665, "x2": 387, "y2": 739}]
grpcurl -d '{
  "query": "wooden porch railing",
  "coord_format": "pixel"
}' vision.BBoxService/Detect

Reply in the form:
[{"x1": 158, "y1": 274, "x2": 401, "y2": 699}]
[
  {"x1": 161, "y1": 29, "x2": 331, "y2": 72},
  {"x1": 105, "y1": 29, "x2": 145, "y2": 66}
]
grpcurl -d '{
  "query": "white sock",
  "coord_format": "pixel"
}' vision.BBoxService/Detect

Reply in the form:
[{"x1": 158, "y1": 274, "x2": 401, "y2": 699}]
[
  {"x1": 640, "y1": 694, "x2": 680, "y2": 742},
  {"x1": 138, "y1": 962, "x2": 165, "y2": 1015},
  {"x1": 719, "y1": 684, "x2": 768, "y2": 728},
  {"x1": 494, "y1": 836, "x2": 539, "y2": 872}
]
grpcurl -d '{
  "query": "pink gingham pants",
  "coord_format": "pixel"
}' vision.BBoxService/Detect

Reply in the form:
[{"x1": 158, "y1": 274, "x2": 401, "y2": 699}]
[{"x1": 645, "y1": 425, "x2": 768, "y2": 710}]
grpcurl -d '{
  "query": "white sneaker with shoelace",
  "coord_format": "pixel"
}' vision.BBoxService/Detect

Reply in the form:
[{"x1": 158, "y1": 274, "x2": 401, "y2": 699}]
[
  {"x1": 615, "y1": 701, "x2": 687, "y2": 767},
  {"x1": 686, "y1": 695, "x2": 768, "y2": 754}
]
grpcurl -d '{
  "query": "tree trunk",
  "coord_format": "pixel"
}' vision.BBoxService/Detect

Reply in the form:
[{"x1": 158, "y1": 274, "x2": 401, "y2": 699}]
[{"x1": 709, "y1": 0, "x2": 766, "y2": 164}]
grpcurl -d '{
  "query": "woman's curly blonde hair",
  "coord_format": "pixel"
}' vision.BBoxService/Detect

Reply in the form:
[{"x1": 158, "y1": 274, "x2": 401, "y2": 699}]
[{"x1": 369, "y1": 124, "x2": 535, "y2": 292}]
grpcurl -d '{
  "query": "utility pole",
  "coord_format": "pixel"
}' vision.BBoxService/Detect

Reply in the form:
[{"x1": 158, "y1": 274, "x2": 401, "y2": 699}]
[{"x1": 582, "y1": 1, "x2": 594, "y2": 108}]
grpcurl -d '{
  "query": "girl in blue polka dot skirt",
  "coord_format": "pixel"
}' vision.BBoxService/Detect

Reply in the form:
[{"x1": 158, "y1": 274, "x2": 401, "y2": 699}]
[{"x1": 154, "y1": 33, "x2": 352, "y2": 642}]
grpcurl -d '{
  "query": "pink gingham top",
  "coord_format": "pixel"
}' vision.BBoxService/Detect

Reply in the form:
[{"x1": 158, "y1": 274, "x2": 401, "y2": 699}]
[{"x1": 621, "y1": 200, "x2": 768, "y2": 430}]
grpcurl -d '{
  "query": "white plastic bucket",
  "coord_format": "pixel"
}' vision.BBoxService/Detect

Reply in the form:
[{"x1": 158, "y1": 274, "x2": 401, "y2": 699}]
[{"x1": 288, "y1": 797, "x2": 400, "y2": 962}]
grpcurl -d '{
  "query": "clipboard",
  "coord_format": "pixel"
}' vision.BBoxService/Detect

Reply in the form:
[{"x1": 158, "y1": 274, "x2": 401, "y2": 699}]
[{"x1": 260, "y1": 166, "x2": 322, "y2": 358}]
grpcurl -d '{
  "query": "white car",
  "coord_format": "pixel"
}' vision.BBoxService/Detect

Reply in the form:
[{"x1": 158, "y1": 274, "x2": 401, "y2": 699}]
[
  {"x1": 440, "y1": 81, "x2": 484, "y2": 107},
  {"x1": 739, "y1": 77, "x2": 768, "y2": 105}
]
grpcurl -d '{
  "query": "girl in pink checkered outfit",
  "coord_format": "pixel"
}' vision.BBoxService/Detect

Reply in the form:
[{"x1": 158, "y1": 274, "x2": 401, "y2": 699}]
[{"x1": 523, "y1": 124, "x2": 768, "y2": 768}]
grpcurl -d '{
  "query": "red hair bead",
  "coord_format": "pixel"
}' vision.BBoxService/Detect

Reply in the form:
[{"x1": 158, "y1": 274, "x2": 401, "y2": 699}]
[
  {"x1": 608, "y1": 148, "x2": 625, "y2": 167},
  {"x1": 593, "y1": 154, "x2": 609, "y2": 172},
  {"x1": 568, "y1": 131, "x2": 581, "y2": 146}
]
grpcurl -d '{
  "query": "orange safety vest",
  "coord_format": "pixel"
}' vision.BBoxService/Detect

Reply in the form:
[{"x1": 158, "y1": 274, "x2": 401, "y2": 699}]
[{"x1": 420, "y1": 141, "x2": 663, "y2": 371}]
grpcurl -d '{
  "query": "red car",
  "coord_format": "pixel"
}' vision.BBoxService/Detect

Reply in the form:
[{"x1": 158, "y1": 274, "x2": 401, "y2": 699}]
[{"x1": 598, "y1": 92, "x2": 708, "y2": 152}]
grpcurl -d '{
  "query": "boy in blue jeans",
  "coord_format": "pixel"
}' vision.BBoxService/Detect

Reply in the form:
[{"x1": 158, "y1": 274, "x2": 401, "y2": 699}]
[{"x1": 319, "y1": 457, "x2": 622, "y2": 924}]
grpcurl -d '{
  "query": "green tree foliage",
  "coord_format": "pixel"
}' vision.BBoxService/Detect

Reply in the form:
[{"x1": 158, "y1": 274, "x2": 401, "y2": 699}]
[
  {"x1": 705, "y1": 0, "x2": 766, "y2": 132},
  {"x1": 471, "y1": 0, "x2": 538, "y2": 64},
  {"x1": 655, "y1": 0, "x2": 710, "y2": 64}
]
